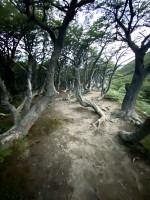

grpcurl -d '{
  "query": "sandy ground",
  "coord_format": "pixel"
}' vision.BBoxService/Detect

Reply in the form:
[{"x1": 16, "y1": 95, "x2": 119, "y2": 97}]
[{"x1": 0, "y1": 91, "x2": 150, "y2": 200}]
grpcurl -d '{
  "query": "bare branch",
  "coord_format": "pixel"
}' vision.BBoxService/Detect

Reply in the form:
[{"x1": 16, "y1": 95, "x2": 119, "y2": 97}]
[
  {"x1": 141, "y1": 33, "x2": 150, "y2": 47},
  {"x1": 76, "y1": 0, "x2": 95, "y2": 8}
]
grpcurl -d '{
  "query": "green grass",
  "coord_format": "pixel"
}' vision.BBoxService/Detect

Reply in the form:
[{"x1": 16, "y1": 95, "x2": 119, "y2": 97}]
[
  {"x1": 29, "y1": 116, "x2": 64, "y2": 137},
  {"x1": 0, "y1": 144, "x2": 11, "y2": 164},
  {"x1": 140, "y1": 135, "x2": 150, "y2": 156},
  {"x1": 119, "y1": 51, "x2": 150, "y2": 74},
  {"x1": 104, "y1": 89, "x2": 123, "y2": 102}
]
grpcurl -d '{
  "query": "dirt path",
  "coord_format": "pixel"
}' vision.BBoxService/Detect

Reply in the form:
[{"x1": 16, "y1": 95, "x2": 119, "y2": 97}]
[{"x1": 0, "y1": 91, "x2": 150, "y2": 200}]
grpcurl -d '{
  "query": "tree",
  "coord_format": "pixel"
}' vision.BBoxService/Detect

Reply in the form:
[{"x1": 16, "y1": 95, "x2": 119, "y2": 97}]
[
  {"x1": 98, "y1": 0, "x2": 150, "y2": 118},
  {"x1": 98, "y1": 44, "x2": 130, "y2": 98},
  {"x1": 0, "y1": 1, "x2": 25, "y2": 94},
  {"x1": 119, "y1": 117, "x2": 150, "y2": 143},
  {"x1": 0, "y1": 0, "x2": 96, "y2": 145}
]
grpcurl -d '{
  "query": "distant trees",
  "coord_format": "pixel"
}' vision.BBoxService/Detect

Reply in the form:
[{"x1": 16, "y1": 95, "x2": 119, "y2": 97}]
[
  {"x1": 99, "y1": 0, "x2": 150, "y2": 118},
  {"x1": 0, "y1": 1, "x2": 25, "y2": 94}
]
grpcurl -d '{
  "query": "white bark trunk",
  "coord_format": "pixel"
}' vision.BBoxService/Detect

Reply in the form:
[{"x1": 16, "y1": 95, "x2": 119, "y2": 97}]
[
  {"x1": 0, "y1": 96, "x2": 51, "y2": 146},
  {"x1": 75, "y1": 67, "x2": 106, "y2": 130},
  {"x1": 0, "y1": 77, "x2": 27, "y2": 126}
]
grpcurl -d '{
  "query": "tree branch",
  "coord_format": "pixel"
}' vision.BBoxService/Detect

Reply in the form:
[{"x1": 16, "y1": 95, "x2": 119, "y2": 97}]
[
  {"x1": 141, "y1": 33, "x2": 150, "y2": 48},
  {"x1": 128, "y1": 0, "x2": 135, "y2": 33},
  {"x1": 76, "y1": 0, "x2": 95, "y2": 8}
]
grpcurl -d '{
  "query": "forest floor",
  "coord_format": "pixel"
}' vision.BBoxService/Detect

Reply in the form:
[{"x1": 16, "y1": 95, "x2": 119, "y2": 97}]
[{"x1": 0, "y1": 91, "x2": 150, "y2": 200}]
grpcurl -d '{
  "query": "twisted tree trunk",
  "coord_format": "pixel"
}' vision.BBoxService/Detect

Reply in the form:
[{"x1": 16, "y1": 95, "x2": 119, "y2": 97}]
[
  {"x1": 119, "y1": 117, "x2": 150, "y2": 143},
  {"x1": 75, "y1": 67, "x2": 106, "y2": 130},
  {"x1": 0, "y1": 46, "x2": 60, "y2": 146}
]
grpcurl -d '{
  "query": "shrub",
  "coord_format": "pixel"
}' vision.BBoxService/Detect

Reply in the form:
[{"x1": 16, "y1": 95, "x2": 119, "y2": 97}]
[{"x1": 104, "y1": 89, "x2": 123, "y2": 102}]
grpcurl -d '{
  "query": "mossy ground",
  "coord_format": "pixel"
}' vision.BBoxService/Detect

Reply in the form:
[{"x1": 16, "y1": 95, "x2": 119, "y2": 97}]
[
  {"x1": 29, "y1": 116, "x2": 64, "y2": 137},
  {"x1": 0, "y1": 137, "x2": 32, "y2": 200},
  {"x1": 0, "y1": 107, "x2": 65, "y2": 199}
]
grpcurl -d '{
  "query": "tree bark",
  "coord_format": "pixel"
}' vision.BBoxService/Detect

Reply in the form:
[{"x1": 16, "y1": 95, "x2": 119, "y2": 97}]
[
  {"x1": 0, "y1": 96, "x2": 51, "y2": 145},
  {"x1": 24, "y1": 55, "x2": 34, "y2": 111},
  {"x1": 121, "y1": 52, "x2": 145, "y2": 117},
  {"x1": 0, "y1": 77, "x2": 27, "y2": 127},
  {"x1": 75, "y1": 67, "x2": 106, "y2": 129},
  {"x1": 119, "y1": 117, "x2": 150, "y2": 143},
  {"x1": 0, "y1": 46, "x2": 59, "y2": 145},
  {"x1": 0, "y1": 0, "x2": 96, "y2": 145}
]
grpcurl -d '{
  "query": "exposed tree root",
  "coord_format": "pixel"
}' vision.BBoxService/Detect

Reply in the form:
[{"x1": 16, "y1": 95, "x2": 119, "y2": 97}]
[
  {"x1": 75, "y1": 67, "x2": 106, "y2": 130},
  {"x1": 119, "y1": 117, "x2": 150, "y2": 143},
  {"x1": 0, "y1": 113, "x2": 10, "y2": 117},
  {"x1": 93, "y1": 115, "x2": 106, "y2": 130},
  {"x1": 114, "y1": 110, "x2": 143, "y2": 126}
]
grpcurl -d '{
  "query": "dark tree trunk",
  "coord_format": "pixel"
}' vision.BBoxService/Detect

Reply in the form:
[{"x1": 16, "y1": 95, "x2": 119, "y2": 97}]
[
  {"x1": 3, "y1": 61, "x2": 16, "y2": 94},
  {"x1": 119, "y1": 117, "x2": 150, "y2": 143},
  {"x1": 121, "y1": 52, "x2": 145, "y2": 116}
]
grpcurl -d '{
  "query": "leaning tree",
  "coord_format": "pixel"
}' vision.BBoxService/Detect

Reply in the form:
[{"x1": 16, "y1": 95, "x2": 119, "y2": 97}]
[
  {"x1": 98, "y1": 0, "x2": 150, "y2": 119},
  {"x1": 0, "y1": 0, "x2": 96, "y2": 145},
  {"x1": 119, "y1": 116, "x2": 150, "y2": 143}
]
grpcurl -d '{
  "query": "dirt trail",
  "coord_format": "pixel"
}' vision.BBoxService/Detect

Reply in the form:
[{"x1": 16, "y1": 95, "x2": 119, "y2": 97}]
[{"x1": 0, "y1": 91, "x2": 150, "y2": 200}]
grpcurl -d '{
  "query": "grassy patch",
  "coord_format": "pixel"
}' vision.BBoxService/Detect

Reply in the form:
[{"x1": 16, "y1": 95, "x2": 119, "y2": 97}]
[
  {"x1": 140, "y1": 135, "x2": 150, "y2": 156},
  {"x1": 29, "y1": 116, "x2": 64, "y2": 137},
  {"x1": 11, "y1": 137, "x2": 29, "y2": 153},
  {"x1": 136, "y1": 100, "x2": 150, "y2": 116},
  {"x1": 104, "y1": 89, "x2": 123, "y2": 102},
  {"x1": 0, "y1": 139, "x2": 32, "y2": 200},
  {"x1": 0, "y1": 144, "x2": 11, "y2": 164}
]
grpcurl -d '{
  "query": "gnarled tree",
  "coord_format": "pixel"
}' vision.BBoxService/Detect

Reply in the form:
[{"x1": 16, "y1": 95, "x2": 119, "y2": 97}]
[
  {"x1": 99, "y1": 0, "x2": 150, "y2": 118},
  {"x1": 0, "y1": 0, "x2": 95, "y2": 145},
  {"x1": 119, "y1": 117, "x2": 150, "y2": 143}
]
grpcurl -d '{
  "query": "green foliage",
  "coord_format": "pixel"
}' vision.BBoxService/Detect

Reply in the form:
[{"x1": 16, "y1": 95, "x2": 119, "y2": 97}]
[
  {"x1": 136, "y1": 101, "x2": 150, "y2": 116},
  {"x1": 104, "y1": 89, "x2": 123, "y2": 102},
  {"x1": 140, "y1": 135, "x2": 150, "y2": 155},
  {"x1": 119, "y1": 51, "x2": 150, "y2": 75},
  {"x1": 0, "y1": 144, "x2": 11, "y2": 164},
  {"x1": 109, "y1": 51, "x2": 150, "y2": 115}
]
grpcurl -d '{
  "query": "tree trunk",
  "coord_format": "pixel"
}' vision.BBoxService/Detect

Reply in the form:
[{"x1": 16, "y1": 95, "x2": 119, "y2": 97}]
[
  {"x1": 0, "y1": 96, "x2": 51, "y2": 145},
  {"x1": 119, "y1": 117, "x2": 150, "y2": 143},
  {"x1": 0, "y1": 77, "x2": 27, "y2": 127},
  {"x1": 24, "y1": 55, "x2": 34, "y2": 111},
  {"x1": 0, "y1": 46, "x2": 60, "y2": 145},
  {"x1": 121, "y1": 53, "x2": 145, "y2": 117},
  {"x1": 75, "y1": 67, "x2": 106, "y2": 130}
]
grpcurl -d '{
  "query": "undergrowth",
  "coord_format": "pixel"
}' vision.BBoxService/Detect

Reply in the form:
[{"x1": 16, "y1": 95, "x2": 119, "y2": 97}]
[{"x1": 105, "y1": 89, "x2": 150, "y2": 156}]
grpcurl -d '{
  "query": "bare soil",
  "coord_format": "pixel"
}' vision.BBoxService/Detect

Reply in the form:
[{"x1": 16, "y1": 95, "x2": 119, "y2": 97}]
[{"x1": 0, "y1": 91, "x2": 150, "y2": 200}]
